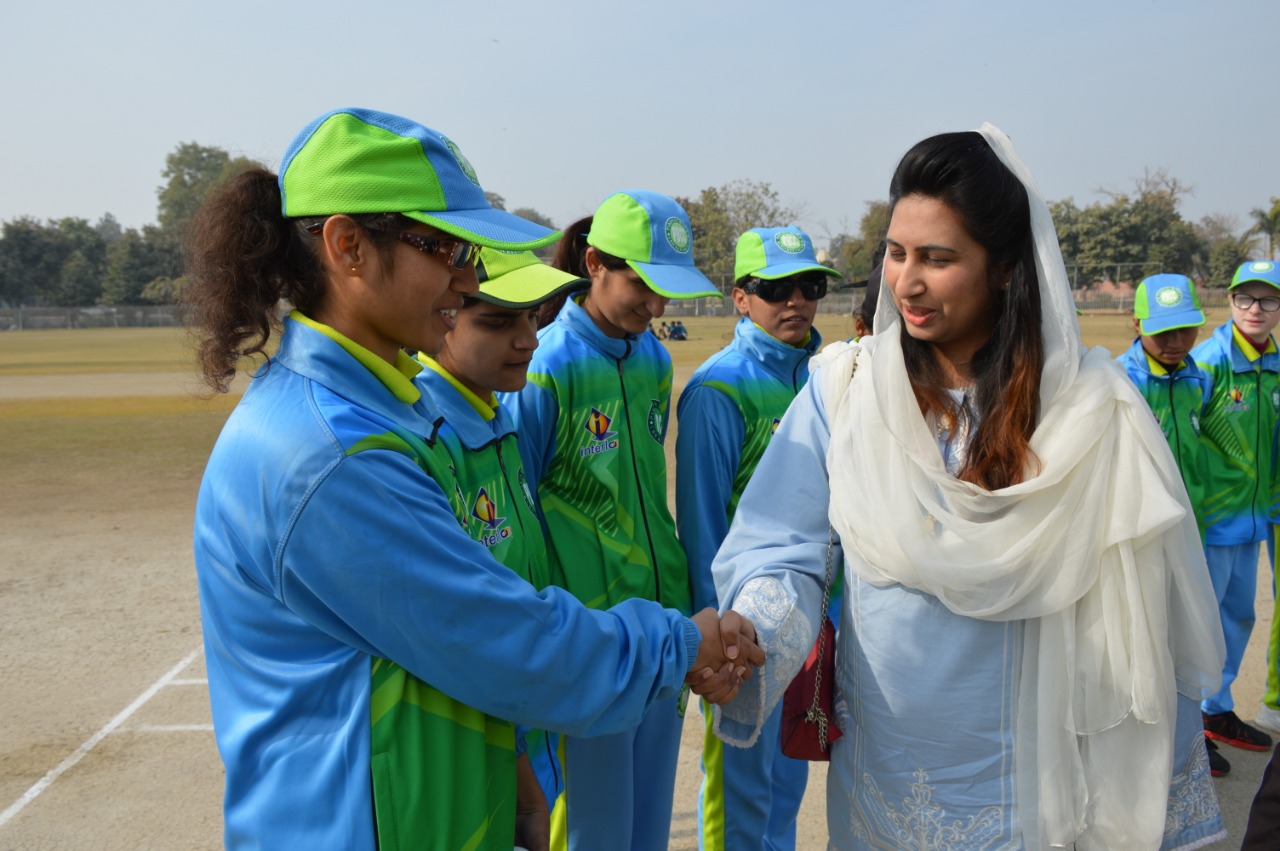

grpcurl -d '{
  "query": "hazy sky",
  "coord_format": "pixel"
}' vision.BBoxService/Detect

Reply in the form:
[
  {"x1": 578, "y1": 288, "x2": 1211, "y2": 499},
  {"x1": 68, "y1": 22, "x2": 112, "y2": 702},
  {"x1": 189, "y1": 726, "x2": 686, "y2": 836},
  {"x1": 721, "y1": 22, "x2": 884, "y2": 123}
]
[{"x1": 5, "y1": 0, "x2": 1277, "y2": 246}]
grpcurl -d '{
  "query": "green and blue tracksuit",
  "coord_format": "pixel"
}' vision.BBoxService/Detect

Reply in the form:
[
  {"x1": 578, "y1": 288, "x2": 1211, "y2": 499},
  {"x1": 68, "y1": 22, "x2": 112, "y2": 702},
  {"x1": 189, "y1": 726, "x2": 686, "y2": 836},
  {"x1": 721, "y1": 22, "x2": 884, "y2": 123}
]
[
  {"x1": 416, "y1": 357, "x2": 563, "y2": 805},
  {"x1": 194, "y1": 313, "x2": 701, "y2": 851},
  {"x1": 1116, "y1": 338, "x2": 1212, "y2": 538},
  {"x1": 1190, "y1": 321, "x2": 1280, "y2": 714},
  {"x1": 676, "y1": 317, "x2": 819, "y2": 851},
  {"x1": 504, "y1": 295, "x2": 690, "y2": 851}
]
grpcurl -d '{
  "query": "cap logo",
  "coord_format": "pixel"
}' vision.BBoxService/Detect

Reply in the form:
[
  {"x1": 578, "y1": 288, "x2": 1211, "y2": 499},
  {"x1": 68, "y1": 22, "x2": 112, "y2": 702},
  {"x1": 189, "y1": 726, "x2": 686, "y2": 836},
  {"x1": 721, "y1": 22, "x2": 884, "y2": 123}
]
[
  {"x1": 1155, "y1": 286, "x2": 1183, "y2": 308},
  {"x1": 665, "y1": 218, "x2": 691, "y2": 254},
  {"x1": 1252, "y1": 261, "x2": 1276, "y2": 273},
  {"x1": 775, "y1": 232, "x2": 805, "y2": 254},
  {"x1": 444, "y1": 138, "x2": 480, "y2": 186}
]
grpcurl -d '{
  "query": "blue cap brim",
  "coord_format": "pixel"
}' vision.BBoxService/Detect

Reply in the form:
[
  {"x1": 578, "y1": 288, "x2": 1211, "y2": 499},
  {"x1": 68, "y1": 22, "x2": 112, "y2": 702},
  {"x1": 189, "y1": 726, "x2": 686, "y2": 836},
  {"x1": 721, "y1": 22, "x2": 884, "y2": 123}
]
[
  {"x1": 408, "y1": 208, "x2": 560, "y2": 251},
  {"x1": 752, "y1": 260, "x2": 841, "y2": 281},
  {"x1": 1140, "y1": 308, "x2": 1206, "y2": 335},
  {"x1": 628, "y1": 260, "x2": 720, "y2": 299}
]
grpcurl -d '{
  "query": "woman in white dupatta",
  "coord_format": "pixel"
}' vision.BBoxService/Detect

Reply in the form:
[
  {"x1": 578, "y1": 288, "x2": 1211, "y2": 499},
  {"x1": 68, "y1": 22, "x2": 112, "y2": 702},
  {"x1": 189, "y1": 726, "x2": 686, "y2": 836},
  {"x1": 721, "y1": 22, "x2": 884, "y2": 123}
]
[{"x1": 711, "y1": 125, "x2": 1227, "y2": 850}]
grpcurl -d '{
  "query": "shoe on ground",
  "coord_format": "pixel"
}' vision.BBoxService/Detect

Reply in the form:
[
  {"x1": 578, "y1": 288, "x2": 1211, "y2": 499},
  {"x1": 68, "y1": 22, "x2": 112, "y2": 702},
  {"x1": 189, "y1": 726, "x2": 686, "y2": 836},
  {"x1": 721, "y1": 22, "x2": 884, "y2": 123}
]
[
  {"x1": 1203, "y1": 710, "x2": 1274, "y2": 752},
  {"x1": 1254, "y1": 703, "x2": 1280, "y2": 735},
  {"x1": 1205, "y1": 737, "x2": 1230, "y2": 777}
]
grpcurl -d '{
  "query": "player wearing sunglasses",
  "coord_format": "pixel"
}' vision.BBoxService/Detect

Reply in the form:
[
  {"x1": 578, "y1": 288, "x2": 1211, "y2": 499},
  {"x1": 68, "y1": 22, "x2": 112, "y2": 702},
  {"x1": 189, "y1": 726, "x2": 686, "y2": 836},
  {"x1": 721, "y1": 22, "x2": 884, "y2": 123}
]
[{"x1": 675, "y1": 226, "x2": 839, "y2": 851}]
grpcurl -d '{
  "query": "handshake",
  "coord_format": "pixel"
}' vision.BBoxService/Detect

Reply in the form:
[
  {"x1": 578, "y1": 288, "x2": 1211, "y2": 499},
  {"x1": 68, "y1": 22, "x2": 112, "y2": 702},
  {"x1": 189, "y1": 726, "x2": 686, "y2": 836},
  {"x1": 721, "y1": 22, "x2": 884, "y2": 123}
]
[{"x1": 686, "y1": 608, "x2": 764, "y2": 705}]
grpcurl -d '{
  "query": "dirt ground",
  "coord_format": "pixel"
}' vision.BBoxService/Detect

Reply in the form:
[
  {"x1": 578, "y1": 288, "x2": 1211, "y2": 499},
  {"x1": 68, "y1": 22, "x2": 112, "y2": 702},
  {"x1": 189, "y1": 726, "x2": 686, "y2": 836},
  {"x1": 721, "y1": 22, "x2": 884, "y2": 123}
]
[{"x1": 0, "y1": 368, "x2": 1271, "y2": 849}]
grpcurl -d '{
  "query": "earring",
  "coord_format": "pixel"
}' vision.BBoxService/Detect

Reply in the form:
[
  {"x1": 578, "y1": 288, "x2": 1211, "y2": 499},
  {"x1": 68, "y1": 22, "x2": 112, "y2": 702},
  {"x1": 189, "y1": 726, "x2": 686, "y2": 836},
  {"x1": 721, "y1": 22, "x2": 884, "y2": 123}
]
[{"x1": 351, "y1": 266, "x2": 358, "y2": 273}]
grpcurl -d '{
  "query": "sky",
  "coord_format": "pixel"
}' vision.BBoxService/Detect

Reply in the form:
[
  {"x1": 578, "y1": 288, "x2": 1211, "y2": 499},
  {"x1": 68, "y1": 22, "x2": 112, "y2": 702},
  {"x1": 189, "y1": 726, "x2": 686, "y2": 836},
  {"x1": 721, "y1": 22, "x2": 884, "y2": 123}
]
[{"x1": 4, "y1": 0, "x2": 1277, "y2": 248}]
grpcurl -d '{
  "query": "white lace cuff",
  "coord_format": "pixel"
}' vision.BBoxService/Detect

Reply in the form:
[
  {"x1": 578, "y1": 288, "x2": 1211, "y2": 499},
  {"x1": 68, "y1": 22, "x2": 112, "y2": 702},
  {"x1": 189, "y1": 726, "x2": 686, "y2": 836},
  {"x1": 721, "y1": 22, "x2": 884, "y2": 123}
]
[{"x1": 713, "y1": 575, "x2": 817, "y2": 748}]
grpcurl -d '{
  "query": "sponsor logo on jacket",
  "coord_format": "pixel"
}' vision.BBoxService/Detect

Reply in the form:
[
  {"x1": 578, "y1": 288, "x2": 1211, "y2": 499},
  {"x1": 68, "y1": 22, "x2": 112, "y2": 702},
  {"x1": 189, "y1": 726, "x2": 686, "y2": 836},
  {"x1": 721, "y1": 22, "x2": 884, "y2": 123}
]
[
  {"x1": 472, "y1": 487, "x2": 513, "y2": 547},
  {"x1": 581, "y1": 408, "x2": 620, "y2": 457}
]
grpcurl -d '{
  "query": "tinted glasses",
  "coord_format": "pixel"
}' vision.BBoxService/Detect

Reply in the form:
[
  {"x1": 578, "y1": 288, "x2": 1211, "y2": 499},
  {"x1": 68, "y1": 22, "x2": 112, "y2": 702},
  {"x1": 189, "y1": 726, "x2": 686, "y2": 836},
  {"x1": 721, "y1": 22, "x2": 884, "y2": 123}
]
[
  {"x1": 397, "y1": 232, "x2": 481, "y2": 271},
  {"x1": 740, "y1": 273, "x2": 829, "y2": 303}
]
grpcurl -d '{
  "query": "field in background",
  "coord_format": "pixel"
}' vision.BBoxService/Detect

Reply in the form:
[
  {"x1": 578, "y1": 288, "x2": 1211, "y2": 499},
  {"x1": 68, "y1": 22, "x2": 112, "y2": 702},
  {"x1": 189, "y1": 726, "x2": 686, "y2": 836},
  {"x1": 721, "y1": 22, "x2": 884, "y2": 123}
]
[{"x1": 0, "y1": 311, "x2": 1268, "y2": 848}]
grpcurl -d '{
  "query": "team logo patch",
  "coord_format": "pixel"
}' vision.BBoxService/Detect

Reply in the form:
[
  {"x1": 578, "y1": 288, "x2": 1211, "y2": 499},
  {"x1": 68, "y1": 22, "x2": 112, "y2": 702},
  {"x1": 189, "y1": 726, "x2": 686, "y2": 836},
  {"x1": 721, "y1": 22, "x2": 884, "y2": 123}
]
[
  {"x1": 1189, "y1": 410, "x2": 1201, "y2": 435},
  {"x1": 581, "y1": 407, "x2": 620, "y2": 457},
  {"x1": 517, "y1": 468, "x2": 537, "y2": 513},
  {"x1": 774, "y1": 232, "x2": 805, "y2": 254},
  {"x1": 1155, "y1": 286, "x2": 1182, "y2": 308},
  {"x1": 1250, "y1": 261, "x2": 1276, "y2": 274},
  {"x1": 647, "y1": 399, "x2": 664, "y2": 443},
  {"x1": 445, "y1": 138, "x2": 480, "y2": 185},
  {"x1": 1226, "y1": 386, "x2": 1250, "y2": 412},
  {"x1": 665, "y1": 218, "x2": 692, "y2": 254},
  {"x1": 770, "y1": 417, "x2": 782, "y2": 434}
]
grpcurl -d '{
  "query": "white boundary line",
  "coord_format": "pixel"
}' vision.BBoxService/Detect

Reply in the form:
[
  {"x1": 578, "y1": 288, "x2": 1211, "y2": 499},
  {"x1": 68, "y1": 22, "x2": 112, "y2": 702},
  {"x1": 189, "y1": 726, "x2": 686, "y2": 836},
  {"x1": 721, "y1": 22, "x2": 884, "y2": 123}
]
[{"x1": 0, "y1": 647, "x2": 202, "y2": 830}]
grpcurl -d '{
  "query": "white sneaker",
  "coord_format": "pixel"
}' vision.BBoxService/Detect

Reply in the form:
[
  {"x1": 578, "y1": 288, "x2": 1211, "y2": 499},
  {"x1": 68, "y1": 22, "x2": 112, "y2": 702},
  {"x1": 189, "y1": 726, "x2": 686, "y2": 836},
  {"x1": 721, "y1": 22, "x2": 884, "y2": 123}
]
[{"x1": 1255, "y1": 703, "x2": 1280, "y2": 734}]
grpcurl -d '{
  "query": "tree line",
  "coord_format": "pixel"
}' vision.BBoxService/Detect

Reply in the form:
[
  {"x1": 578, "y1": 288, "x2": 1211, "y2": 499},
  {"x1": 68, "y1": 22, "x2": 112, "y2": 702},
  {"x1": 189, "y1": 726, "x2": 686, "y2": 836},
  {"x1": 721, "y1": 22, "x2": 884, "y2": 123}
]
[{"x1": 1, "y1": 144, "x2": 1276, "y2": 309}]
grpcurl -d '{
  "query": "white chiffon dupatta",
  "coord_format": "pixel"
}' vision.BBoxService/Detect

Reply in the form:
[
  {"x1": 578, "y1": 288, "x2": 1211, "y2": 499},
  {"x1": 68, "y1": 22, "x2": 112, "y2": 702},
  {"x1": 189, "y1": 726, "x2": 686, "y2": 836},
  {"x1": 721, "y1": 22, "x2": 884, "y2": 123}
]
[{"x1": 819, "y1": 125, "x2": 1224, "y2": 849}]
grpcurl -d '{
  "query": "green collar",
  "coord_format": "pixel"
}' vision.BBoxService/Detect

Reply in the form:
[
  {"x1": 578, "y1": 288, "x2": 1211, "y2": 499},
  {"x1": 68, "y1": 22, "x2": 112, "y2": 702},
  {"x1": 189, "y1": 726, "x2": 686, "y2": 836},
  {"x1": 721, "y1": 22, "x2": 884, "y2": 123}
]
[
  {"x1": 416, "y1": 354, "x2": 498, "y2": 421},
  {"x1": 290, "y1": 310, "x2": 422, "y2": 404}
]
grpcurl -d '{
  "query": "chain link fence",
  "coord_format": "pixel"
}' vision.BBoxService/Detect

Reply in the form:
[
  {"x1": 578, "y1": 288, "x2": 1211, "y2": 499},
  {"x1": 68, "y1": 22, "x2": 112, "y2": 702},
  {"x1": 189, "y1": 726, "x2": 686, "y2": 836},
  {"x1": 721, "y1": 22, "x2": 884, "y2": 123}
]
[{"x1": 0, "y1": 305, "x2": 183, "y2": 331}]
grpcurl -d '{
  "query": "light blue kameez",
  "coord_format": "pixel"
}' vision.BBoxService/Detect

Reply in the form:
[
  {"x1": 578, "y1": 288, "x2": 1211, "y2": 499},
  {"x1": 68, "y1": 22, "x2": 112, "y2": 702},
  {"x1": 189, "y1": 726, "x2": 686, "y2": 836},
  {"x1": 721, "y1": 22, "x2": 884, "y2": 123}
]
[{"x1": 713, "y1": 372, "x2": 1226, "y2": 851}]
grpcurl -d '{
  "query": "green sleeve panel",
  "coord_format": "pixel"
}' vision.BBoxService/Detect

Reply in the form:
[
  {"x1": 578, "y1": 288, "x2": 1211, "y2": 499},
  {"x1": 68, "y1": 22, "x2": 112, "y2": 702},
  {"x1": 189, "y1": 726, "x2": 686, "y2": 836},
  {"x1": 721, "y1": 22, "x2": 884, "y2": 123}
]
[{"x1": 349, "y1": 428, "x2": 518, "y2": 850}]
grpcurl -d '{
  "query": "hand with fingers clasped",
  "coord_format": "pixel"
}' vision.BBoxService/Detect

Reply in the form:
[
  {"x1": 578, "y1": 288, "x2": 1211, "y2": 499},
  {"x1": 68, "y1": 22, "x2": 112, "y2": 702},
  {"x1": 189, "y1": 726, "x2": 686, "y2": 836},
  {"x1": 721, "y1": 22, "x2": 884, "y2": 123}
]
[{"x1": 686, "y1": 608, "x2": 765, "y2": 704}]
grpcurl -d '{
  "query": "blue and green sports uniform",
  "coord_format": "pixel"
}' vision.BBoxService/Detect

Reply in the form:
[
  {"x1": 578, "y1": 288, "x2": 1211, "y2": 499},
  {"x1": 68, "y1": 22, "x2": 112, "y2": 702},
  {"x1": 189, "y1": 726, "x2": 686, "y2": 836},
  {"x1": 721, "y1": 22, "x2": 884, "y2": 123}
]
[
  {"x1": 416, "y1": 357, "x2": 563, "y2": 805},
  {"x1": 1116, "y1": 338, "x2": 1212, "y2": 537},
  {"x1": 1190, "y1": 321, "x2": 1280, "y2": 715},
  {"x1": 676, "y1": 317, "x2": 820, "y2": 851},
  {"x1": 194, "y1": 313, "x2": 703, "y2": 850},
  {"x1": 505, "y1": 295, "x2": 690, "y2": 851}
]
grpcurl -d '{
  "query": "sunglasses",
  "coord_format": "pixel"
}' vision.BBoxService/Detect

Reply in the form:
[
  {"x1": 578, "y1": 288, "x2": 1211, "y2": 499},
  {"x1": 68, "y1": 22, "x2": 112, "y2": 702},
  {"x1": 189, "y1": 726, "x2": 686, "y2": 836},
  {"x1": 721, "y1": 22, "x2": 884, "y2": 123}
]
[
  {"x1": 301, "y1": 220, "x2": 481, "y2": 272},
  {"x1": 397, "y1": 232, "x2": 481, "y2": 271},
  {"x1": 740, "y1": 275, "x2": 828, "y2": 303}
]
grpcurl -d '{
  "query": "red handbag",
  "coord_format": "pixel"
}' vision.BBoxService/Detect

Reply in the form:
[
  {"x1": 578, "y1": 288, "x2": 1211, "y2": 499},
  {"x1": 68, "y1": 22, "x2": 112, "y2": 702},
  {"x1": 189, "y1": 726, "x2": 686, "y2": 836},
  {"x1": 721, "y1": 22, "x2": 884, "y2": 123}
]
[{"x1": 780, "y1": 526, "x2": 842, "y2": 761}]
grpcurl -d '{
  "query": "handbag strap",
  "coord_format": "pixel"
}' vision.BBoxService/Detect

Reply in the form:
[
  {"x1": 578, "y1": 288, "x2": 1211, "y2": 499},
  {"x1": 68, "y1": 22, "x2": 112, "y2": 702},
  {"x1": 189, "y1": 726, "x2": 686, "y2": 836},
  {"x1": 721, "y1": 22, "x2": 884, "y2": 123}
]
[
  {"x1": 805, "y1": 348, "x2": 859, "y2": 751},
  {"x1": 805, "y1": 525, "x2": 837, "y2": 750}
]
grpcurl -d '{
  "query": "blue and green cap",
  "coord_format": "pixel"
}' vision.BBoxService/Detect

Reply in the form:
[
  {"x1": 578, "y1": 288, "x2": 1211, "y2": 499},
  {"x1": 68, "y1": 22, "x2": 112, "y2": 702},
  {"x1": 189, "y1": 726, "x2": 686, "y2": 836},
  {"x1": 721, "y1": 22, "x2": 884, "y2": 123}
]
[
  {"x1": 278, "y1": 108, "x2": 559, "y2": 250},
  {"x1": 1133, "y1": 274, "x2": 1205, "y2": 334},
  {"x1": 473, "y1": 248, "x2": 586, "y2": 309},
  {"x1": 1231, "y1": 260, "x2": 1280, "y2": 291},
  {"x1": 734, "y1": 226, "x2": 839, "y2": 283},
  {"x1": 586, "y1": 190, "x2": 718, "y2": 299}
]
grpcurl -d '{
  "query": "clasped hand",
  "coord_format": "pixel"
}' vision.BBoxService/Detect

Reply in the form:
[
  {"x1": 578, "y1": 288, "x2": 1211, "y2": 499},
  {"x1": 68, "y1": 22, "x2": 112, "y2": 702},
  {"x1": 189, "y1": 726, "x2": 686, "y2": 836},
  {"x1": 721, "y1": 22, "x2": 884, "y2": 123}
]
[{"x1": 686, "y1": 608, "x2": 764, "y2": 705}]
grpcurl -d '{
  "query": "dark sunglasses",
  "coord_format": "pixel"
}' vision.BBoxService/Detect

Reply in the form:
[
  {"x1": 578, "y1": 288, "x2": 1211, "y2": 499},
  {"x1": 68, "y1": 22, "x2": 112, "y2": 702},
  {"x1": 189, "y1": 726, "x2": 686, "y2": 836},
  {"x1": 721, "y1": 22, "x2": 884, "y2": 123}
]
[
  {"x1": 397, "y1": 232, "x2": 481, "y2": 271},
  {"x1": 740, "y1": 275, "x2": 828, "y2": 303}
]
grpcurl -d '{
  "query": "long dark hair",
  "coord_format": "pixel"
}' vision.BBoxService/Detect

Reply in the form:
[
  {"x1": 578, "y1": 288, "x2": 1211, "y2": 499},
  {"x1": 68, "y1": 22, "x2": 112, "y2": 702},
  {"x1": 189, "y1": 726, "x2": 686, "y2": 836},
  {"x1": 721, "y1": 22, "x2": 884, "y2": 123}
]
[
  {"x1": 183, "y1": 168, "x2": 410, "y2": 393},
  {"x1": 888, "y1": 131, "x2": 1043, "y2": 489}
]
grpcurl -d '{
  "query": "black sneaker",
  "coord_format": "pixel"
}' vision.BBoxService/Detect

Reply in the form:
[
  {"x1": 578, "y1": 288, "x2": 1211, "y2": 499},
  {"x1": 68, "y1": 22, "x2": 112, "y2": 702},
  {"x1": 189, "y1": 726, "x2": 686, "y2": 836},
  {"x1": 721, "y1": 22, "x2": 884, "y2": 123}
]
[
  {"x1": 1206, "y1": 737, "x2": 1230, "y2": 777},
  {"x1": 1204, "y1": 710, "x2": 1275, "y2": 752}
]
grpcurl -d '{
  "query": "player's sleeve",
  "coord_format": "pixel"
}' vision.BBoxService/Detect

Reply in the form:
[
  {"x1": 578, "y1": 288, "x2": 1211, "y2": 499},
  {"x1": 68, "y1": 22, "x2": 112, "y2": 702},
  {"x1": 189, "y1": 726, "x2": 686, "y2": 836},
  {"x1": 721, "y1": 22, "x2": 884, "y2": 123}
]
[
  {"x1": 676, "y1": 377, "x2": 744, "y2": 612},
  {"x1": 280, "y1": 448, "x2": 699, "y2": 737}
]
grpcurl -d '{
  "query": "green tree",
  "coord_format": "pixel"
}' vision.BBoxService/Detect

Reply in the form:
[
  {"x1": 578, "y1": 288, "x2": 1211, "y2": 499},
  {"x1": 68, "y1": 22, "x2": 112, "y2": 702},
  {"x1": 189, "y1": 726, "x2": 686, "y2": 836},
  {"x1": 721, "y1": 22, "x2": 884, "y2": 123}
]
[
  {"x1": 1057, "y1": 170, "x2": 1203, "y2": 285},
  {"x1": 678, "y1": 179, "x2": 796, "y2": 291},
  {"x1": 1248, "y1": 197, "x2": 1280, "y2": 260},
  {"x1": 485, "y1": 191, "x2": 506, "y2": 211},
  {"x1": 45, "y1": 218, "x2": 108, "y2": 306},
  {"x1": 102, "y1": 228, "x2": 165, "y2": 305},
  {"x1": 1207, "y1": 234, "x2": 1258, "y2": 287},
  {"x1": 0, "y1": 218, "x2": 67, "y2": 306},
  {"x1": 830, "y1": 201, "x2": 890, "y2": 280},
  {"x1": 156, "y1": 143, "x2": 263, "y2": 254}
]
